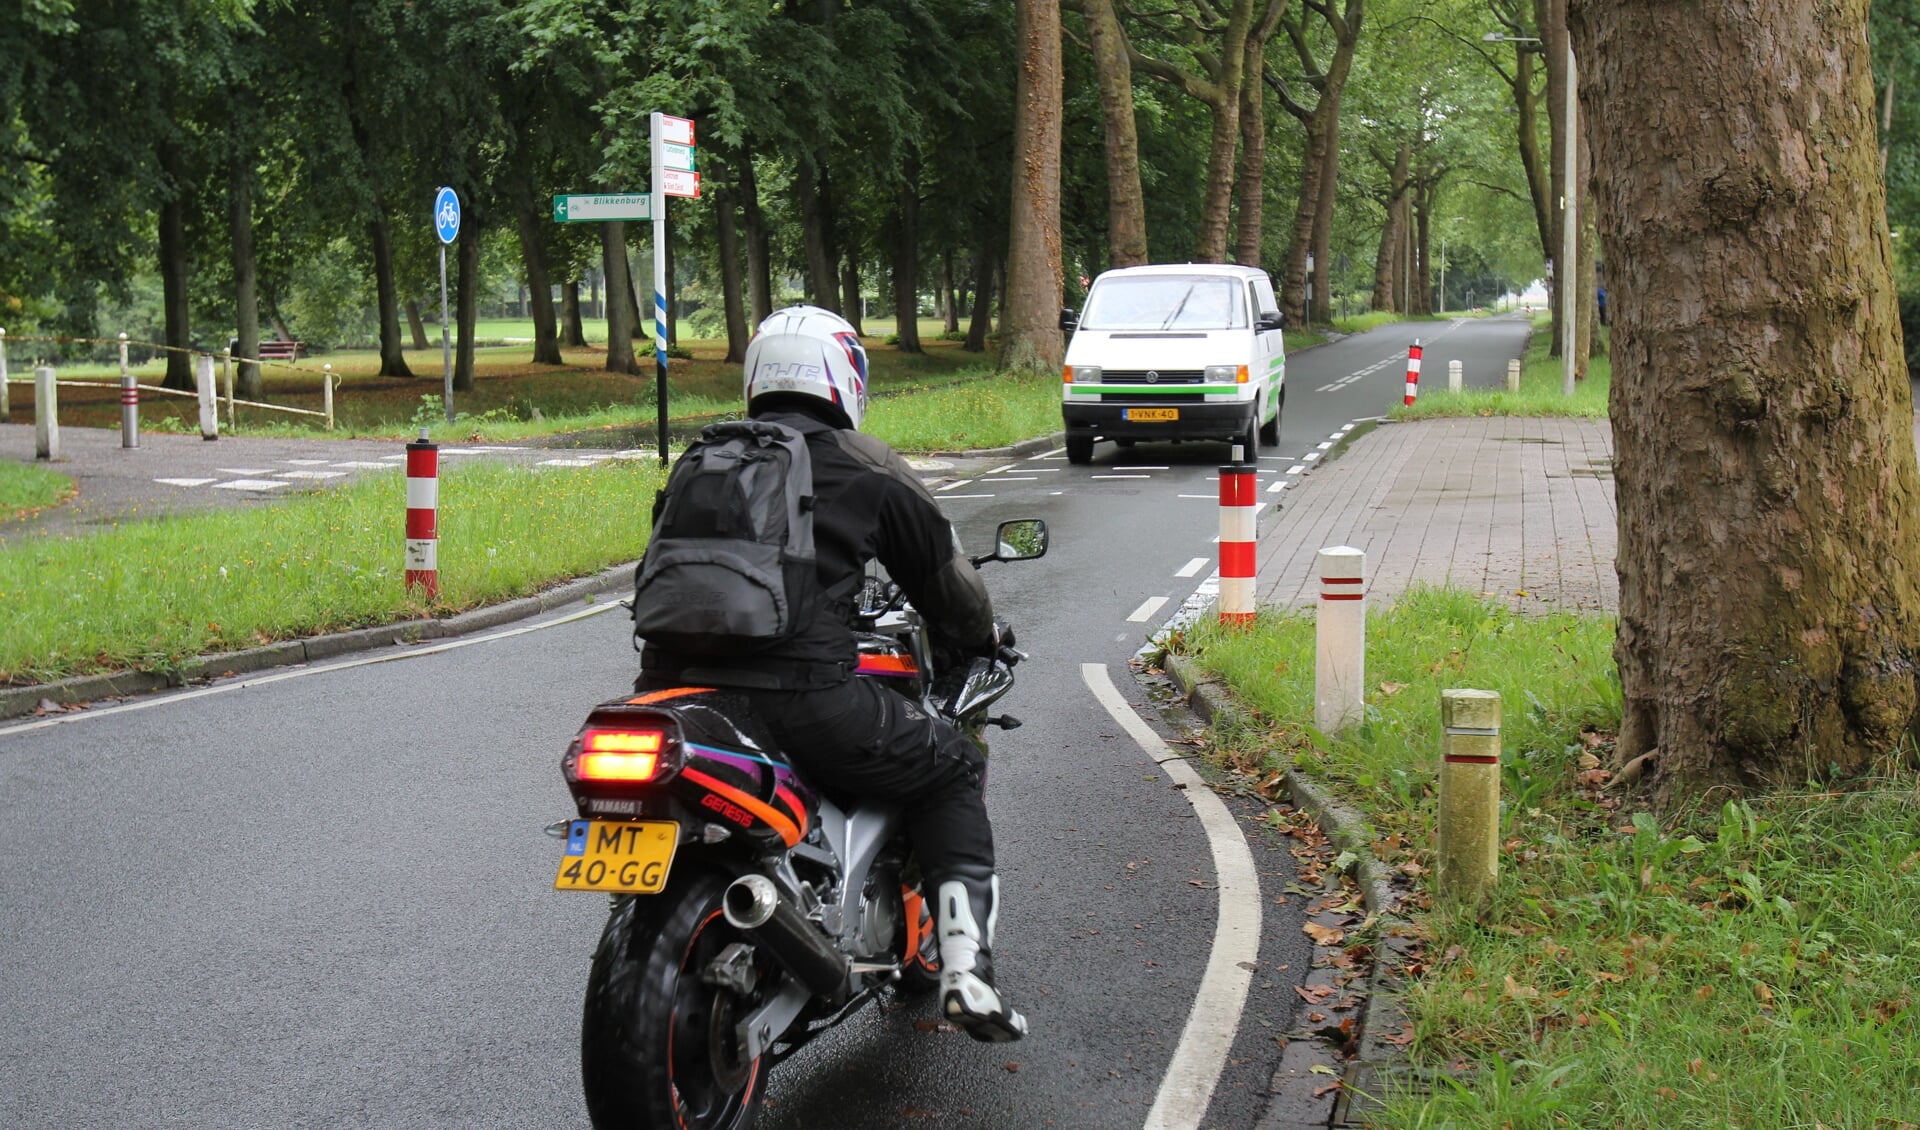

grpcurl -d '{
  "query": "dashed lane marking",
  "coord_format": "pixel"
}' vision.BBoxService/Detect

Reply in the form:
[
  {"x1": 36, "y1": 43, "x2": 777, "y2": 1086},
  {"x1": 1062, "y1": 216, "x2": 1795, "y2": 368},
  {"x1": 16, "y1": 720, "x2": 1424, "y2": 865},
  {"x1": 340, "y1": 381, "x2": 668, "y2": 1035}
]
[
  {"x1": 276, "y1": 470, "x2": 346, "y2": 480},
  {"x1": 938, "y1": 479, "x2": 974, "y2": 492},
  {"x1": 1286, "y1": 464, "x2": 1305, "y2": 474},
  {"x1": 1126, "y1": 595, "x2": 1170, "y2": 623},
  {"x1": 1092, "y1": 474, "x2": 1151, "y2": 480},
  {"x1": 939, "y1": 494, "x2": 996, "y2": 500},
  {"x1": 215, "y1": 468, "x2": 276, "y2": 476},
  {"x1": 985, "y1": 463, "x2": 1019, "y2": 474},
  {"x1": 1175, "y1": 557, "x2": 1210, "y2": 578},
  {"x1": 283, "y1": 459, "x2": 331, "y2": 466},
  {"x1": 211, "y1": 479, "x2": 290, "y2": 492},
  {"x1": 331, "y1": 461, "x2": 398, "y2": 470},
  {"x1": 1267, "y1": 479, "x2": 1288, "y2": 494},
  {"x1": 154, "y1": 477, "x2": 215, "y2": 487}
]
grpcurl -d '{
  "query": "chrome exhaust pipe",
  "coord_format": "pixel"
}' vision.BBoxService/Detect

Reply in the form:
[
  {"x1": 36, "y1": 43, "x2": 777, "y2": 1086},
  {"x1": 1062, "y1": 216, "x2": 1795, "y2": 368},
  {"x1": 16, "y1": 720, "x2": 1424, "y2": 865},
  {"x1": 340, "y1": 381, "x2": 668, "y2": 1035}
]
[{"x1": 722, "y1": 875, "x2": 847, "y2": 998}]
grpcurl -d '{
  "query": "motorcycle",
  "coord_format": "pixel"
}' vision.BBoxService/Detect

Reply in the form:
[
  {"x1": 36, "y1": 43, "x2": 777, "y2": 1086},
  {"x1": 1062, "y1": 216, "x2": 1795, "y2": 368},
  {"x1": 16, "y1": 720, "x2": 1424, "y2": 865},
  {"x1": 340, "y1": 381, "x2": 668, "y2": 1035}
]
[{"x1": 548, "y1": 518, "x2": 1049, "y2": 1129}]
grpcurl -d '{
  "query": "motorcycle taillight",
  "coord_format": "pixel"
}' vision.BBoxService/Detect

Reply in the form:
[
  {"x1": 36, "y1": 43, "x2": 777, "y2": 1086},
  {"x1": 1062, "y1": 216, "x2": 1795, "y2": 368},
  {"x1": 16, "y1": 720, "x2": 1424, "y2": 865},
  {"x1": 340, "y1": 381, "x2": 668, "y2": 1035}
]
[{"x1": 575, "y1": 728, "x2": 666, "y2": 782}]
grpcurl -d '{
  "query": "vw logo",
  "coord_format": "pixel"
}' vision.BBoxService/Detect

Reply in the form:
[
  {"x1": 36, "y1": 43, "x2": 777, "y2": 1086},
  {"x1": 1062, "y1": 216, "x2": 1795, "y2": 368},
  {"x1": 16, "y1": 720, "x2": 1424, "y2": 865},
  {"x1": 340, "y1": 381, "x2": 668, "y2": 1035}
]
[{"x1": 1145, "y1": 370, "x2": 1160, "y2": 384}]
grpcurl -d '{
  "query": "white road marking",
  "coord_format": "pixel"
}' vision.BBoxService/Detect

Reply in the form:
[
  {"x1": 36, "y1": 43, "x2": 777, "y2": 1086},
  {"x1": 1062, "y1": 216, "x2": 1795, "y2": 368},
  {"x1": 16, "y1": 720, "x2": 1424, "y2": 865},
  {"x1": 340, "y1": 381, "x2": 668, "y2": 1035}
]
[
  {"x1": 212, "y1": 479, "x2": 290, "y2": 491},
  {"x1": 380, "y1": 454, "x2": 406, "y2": 461},
  {"x1": 215, "y1": 468, "x2": 276, "y2": 475},
  {"x1": 331, "y1": 461, "x2": 398, "y2": 470},
  {"x1": 276, "y1": 470, "x2": 346, "y2": 480},
  {"x1": 1178, "y1": 494, "x2": 1214, "y2": 500},
  {"x1": 0, "y1": 602, "x2": 624, "y2": 738},
  {"x1": 1316, "y1": 441, "x2": 1334, "y2": 450},
  {"x1": 1093, "y1": 474, "x2": 1151, "y2": 480},
  {"x1": 1267, "y1": 479, "x2": 1288, "y2": 494},
  {"x1": 1302, "y1": 453, "x2": 1320, "y2": 463},
  {"x1": 938, "y1": 494, "x2": 995, "y2": 500},
  {"x1": 610, "y1": 450, "x2": 655, "y2": 460},
  {"x1": 985, "y1": 463, "x2": 1020, "y2": 474},
  {"x1": 1126, "y1": 596, "x2": 1170, "y2": 622},
  {"x1": 1175, "y1": 557, "x2": 1209, "y2": 578},
  {"x1": 1114, "y1": 465, "x2": 1170, "y2": 471},
  {"x1": 154, "y1": 477, "x2": 215, "y2": 487},
  {"x1": 539, "y1": 459, "x2": 597, "y2": 467},
  {"x1": 1286, "y1": 464, "x2": 1306, "y2": 475},
  {"x1": 991, "y1": 476, "x2": 1040, "y2": 482},
  {"x1": 1033, "y1": 447, "x2": 1067, "y2": 459},
  {"x1": 938, "y1": 479, "x2": 974, "y2": 491},
  {"x1": 282, "y1": 459, "x2": 331, "y2": 466},
  {"x1": 1081, "y1": 664, "x2": 1261, "y2": 1130}
]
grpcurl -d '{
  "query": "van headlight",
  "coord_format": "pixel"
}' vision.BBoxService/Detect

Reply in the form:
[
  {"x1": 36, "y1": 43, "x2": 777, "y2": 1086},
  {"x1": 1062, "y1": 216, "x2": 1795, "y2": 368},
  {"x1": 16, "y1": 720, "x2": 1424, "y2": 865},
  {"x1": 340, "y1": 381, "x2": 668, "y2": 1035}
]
[
  {"x1": 1204, "y1": 364, "x2": 1249, "y2": 384},
  {"x1": 1069, "y1": 365, "x2": 1102, "y2": 383}
]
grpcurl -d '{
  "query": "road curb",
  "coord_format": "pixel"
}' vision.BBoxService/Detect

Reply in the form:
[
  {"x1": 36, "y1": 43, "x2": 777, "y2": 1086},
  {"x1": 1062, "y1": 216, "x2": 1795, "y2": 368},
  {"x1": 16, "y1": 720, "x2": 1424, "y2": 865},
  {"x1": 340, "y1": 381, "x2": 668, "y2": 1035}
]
[
  {"x1": 925, "y1": 430, "x2": 1065, "y2": 460},
  {"x1": 0, "y1": 560, "x2": 638, "y2": 722},
  {"x1": 1160, "y1": 652, "x2": 1418, "y2": 1127}
]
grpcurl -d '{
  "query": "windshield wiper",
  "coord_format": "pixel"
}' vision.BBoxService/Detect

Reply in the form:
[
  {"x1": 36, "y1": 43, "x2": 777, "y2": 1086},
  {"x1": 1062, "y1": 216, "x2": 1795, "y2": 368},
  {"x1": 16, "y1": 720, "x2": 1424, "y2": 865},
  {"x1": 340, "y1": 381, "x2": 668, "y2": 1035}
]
[{"x1": 1159, "y1": 284, "x2": 1197, "y2": 330}]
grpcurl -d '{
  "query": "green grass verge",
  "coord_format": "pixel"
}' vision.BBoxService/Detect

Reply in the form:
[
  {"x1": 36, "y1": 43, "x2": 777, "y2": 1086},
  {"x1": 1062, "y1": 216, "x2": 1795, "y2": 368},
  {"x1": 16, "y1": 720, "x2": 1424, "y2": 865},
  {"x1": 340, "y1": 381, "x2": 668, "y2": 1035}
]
[
  {"x1": 1394, "y1": 320, "x2": 1610, "y2": 420},
  {"x1": 861, "y1": 369, "x2": 1062, "y2": 451},
  {"x1": 1179, "y1": 587, "x2": 1920, "y2": 1126},
  {"x1": 0, "y1": 460, "x2": 661, "y2": 683},
  {"x1": 1, "y1": 461, "x2": 75, "y2": 520}
]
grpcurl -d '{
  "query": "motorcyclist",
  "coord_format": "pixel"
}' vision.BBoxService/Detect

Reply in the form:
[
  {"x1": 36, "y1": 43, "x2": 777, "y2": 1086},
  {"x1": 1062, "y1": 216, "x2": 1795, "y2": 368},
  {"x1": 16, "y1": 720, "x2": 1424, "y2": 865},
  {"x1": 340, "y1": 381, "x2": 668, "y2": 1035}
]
[{"x1": 637, "y1": 305, "x2": 1028, "y2": 1043}]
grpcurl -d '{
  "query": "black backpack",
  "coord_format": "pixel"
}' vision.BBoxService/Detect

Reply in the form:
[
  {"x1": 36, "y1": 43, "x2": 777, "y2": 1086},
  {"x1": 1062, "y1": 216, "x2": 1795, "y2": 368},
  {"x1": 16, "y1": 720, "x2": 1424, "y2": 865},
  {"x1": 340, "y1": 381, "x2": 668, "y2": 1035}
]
[{"x1": 631, "y1": 418, "x2": 830, "y2": 658}]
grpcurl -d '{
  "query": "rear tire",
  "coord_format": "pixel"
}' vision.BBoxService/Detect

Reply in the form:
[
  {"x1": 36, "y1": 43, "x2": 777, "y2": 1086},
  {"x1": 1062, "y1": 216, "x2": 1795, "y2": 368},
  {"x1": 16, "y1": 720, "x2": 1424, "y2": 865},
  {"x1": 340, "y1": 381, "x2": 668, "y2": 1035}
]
[
  {"x1": 582, "y1": 869, "x2": 769, "y2": 1130},
  {"x1": 1235, "y1": 415, "x2": 1260, "y2": 462},
  {"x1": 1259, "y1": 388, "x2": 1282, "y2": 445},
  {"x1": 1065, "y1": 435, "x2": 1094, "y2": 465}
]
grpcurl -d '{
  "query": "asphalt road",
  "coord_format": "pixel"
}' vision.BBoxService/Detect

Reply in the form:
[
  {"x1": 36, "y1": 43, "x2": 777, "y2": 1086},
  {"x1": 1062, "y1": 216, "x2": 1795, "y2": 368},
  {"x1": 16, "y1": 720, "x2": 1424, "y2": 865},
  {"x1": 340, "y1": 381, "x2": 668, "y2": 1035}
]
[{"x1": 0, "y1": 317, "x2": 1529, "y2": 1128}]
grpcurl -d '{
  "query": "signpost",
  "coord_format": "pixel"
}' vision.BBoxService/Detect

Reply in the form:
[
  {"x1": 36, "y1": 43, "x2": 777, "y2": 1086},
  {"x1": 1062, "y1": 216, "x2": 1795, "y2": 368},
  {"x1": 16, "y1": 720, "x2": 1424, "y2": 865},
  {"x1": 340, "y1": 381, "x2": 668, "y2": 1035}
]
[
  {"x1": 434, "y1": 186, "x2": 460, "y2": 424},
  {"x1": 651, "y1": 111, "x2": 697, "y2": 466},
  {"x1": 552, "y1": 194, "x2": 651, "y2": 223}
]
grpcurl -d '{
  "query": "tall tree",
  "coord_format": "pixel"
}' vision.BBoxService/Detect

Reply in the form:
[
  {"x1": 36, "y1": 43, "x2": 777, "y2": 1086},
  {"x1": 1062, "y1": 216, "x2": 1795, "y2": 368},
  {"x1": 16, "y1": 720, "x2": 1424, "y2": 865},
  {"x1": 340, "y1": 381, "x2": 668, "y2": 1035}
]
[
  {"x1": 1001, "y1": 0, "x2": 1067, "y2": 372},
  {"x1": 1077, "y1": 0, "x2": 1149, "y2": 268},
  {"x1": 1573, "y1": 0, "x2": 1920, "y2": 804},
  {"x1": 1271, "y1": 0, "x2": 1364, "y2": 325}
]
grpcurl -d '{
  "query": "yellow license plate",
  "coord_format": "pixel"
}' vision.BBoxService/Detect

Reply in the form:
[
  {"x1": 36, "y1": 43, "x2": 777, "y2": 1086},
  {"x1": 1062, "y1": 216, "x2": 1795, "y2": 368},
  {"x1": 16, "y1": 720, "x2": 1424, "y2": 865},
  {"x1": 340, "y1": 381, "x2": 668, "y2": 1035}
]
[
  {"x1": 1125, "y1": 408, "x2": 1179, "y2": 422},
  {"x1": 555, "y1": 819, "x2": 679, "y2": 893}
]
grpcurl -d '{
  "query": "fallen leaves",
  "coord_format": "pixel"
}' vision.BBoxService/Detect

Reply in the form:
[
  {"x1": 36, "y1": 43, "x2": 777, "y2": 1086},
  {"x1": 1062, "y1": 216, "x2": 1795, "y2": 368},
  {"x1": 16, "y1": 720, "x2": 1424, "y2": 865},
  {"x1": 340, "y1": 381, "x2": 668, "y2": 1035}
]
[{"x1": 1303, "y1": 921, "x2": 1346, "y2": 946}]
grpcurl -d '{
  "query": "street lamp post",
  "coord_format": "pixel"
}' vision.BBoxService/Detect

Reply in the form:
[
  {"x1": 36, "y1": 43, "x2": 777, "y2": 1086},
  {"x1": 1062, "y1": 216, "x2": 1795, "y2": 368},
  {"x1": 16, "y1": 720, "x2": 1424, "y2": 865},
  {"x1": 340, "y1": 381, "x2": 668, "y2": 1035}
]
[{"x1": 1487, "y1": 31, "x2": 1578, "y2": 396}]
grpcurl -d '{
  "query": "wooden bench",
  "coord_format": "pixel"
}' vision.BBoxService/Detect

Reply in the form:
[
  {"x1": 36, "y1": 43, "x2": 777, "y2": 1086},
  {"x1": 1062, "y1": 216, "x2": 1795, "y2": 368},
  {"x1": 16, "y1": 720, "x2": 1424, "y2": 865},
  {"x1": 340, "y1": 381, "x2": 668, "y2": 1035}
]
[{"x1": 257, "y1": 340, "x2": 303, "y2": 362}]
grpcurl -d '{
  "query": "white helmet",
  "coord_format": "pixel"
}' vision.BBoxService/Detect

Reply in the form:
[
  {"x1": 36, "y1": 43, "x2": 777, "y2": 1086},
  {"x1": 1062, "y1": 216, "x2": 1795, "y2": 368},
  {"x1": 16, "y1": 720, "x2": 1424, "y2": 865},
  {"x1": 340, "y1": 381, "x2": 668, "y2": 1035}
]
[{"x1": 743, "y1": 305, "x2": 870, "y2": 430}]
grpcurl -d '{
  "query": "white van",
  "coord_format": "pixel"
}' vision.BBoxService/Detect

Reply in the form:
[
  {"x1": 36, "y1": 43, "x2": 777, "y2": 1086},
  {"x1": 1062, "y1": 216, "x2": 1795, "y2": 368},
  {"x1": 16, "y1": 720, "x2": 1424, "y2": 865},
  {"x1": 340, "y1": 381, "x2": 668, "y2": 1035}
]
[{"x1": 1058, "y1": 263, "x2": 1285, "y2": 465}]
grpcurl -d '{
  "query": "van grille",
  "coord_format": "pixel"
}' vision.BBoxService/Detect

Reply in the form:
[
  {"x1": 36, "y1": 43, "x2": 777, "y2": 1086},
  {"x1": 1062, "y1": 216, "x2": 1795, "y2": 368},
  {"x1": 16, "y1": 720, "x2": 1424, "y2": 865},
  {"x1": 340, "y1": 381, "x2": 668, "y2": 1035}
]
[
  {"x1": 1100, "y1": 393, "x2": 1207, "y2": 404},
  {"x1": 1101, "y1": 370, "x2": 1205, "y2": 385}
]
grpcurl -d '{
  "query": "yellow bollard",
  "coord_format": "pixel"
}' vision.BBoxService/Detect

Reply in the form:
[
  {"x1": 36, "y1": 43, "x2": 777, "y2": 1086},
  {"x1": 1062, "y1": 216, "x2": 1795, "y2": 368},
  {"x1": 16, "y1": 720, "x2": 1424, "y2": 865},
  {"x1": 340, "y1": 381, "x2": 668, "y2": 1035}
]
[{"x1": 1437, "y1": 689, "x2": 1501, "y2": 906}]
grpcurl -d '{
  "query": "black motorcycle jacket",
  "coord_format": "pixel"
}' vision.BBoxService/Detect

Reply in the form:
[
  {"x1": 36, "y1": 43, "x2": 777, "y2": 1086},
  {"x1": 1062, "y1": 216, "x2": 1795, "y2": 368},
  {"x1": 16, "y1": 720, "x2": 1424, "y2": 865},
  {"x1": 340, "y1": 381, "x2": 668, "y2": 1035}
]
[{"x1": 640, "y1": 402, "x2": 997, "y2": 690}]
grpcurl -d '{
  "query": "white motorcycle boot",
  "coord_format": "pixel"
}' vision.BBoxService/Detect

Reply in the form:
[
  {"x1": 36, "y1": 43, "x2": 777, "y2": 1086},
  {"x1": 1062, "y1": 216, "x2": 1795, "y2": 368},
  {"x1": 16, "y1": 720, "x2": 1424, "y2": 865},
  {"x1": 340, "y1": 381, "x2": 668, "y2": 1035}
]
[{"x1": 935, "y1": 875, "x2": 1029, "y2": 1042}]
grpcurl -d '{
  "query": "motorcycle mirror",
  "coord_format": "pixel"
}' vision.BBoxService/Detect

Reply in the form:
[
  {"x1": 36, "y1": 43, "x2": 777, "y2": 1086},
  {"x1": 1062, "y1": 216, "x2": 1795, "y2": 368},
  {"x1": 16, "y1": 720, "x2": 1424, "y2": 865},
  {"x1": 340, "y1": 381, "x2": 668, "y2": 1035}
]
[{"x1": 990, "y1": 519, "x2": 1049, "y2": 562}]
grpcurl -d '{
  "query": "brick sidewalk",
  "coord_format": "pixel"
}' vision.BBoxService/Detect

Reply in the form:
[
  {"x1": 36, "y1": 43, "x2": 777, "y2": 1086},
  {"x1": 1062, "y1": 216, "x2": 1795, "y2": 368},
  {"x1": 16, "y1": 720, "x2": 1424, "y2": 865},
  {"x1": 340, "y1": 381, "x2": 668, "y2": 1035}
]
[{"x1": 1256, "y1": 417, "x2": 1619, "y2": 614}]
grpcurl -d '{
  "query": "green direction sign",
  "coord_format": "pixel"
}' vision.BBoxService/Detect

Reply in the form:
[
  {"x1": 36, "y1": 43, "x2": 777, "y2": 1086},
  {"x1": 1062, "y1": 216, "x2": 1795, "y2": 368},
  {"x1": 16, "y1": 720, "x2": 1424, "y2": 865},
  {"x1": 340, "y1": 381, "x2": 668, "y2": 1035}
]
[
  {"x1": 661, "y1": 142, "x2": 696, "y2": 172},
  {"x1": 552, "y1": 193, "x2": 652, "y2": 223}
]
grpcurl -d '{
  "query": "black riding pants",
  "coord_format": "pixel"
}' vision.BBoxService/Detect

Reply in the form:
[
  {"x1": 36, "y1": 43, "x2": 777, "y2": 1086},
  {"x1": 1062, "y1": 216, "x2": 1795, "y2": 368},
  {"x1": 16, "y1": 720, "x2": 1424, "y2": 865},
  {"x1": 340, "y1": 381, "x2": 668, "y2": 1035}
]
[{"x1": 744, "y1": 678, "x2": 996, "y2": 884}]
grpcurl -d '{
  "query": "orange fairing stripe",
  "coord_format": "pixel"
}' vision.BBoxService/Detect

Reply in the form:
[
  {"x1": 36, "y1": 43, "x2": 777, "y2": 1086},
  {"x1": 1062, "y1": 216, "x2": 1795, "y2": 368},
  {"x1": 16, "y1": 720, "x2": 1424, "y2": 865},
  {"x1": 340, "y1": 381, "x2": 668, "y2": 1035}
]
[
  {"x1": 624, "y1": 686, "x2": 717, "y2": 705},
  {"x1": 773, "y1": 785, "x2": 811, "y2": 840},
  {"x1": 856, "y1": 654, "x2": 919, "y2": 676},
  {"x1": 681, "y1": 767, "x2": 802, "y2": 847}
]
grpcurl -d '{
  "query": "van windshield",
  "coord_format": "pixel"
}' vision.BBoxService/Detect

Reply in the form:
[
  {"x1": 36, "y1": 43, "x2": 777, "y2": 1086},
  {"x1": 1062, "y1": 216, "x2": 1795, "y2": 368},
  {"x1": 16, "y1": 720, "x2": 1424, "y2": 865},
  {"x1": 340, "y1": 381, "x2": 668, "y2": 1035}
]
[{"x1": 1080, "y1": 276, "x2": 1248, "y2": 330}]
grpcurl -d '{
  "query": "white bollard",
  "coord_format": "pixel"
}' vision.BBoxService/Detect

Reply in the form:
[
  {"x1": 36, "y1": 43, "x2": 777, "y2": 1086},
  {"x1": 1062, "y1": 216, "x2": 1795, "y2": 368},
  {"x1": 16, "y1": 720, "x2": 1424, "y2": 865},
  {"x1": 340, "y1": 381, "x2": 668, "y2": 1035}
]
[
  {"x1": 119, "y1": 333, "x2": 138, "y2": 448},
  {"x1": 1438, "y1": 689, "x2": 1502, "y2": 906},
  {"x1": 0, "y1": 327, "x2": 9, "y2": 421},
  {"x1": 34, "y1": 365, "x2": 59, "y2": 460},
  {"x1": 323, "y1": 364, "x2": 336, "y2": 431},
  {"x1": 1448, "y1": 358, "x2": 1463, "y2": 394},
  {"x1": 1506, "y1": 358, "x2": 1521, "y2": 394},
  {"x1": 1314, "y1": 546, "x2": 1366, "y2": 733},
  {"x1": 195, "y1": 353, "x2": 219, "y2": 441}
]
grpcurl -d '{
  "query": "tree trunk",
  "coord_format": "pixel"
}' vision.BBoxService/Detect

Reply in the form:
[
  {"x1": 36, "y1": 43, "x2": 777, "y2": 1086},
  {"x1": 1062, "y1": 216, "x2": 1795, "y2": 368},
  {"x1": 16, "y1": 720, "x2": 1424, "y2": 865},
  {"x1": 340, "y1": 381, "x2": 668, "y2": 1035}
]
[
  {"x1": 890, "y1": 164, "x2": 923, "y2": 354},
  {"x1": 454, "y1": 220, "x2": 479, "y2": 393},
  {"x1": 601, "y1": 223, "x2": 637, "y2": 373},
  {"x1": 560, "y1": 281, "x2": 587, "y2": 346},
  {"x1": 840, "y1": 253, "x2": 864, "y2": 335},
  {"x1": 1082, "y1": 0, "x2": 1149, "y2": 268},
  {"x1": 1371, "y1": 139, "x2": 1411, "y2": 311},
  {"x1": 709, "y1": 152, "x2": 751, "y2": 364},
  {"x1": 1414, "y1": 182, "x2": 1433, "y2": 314},
  {"x1": 796, "y1": 156, "x2": 841, "y2": 312},
  {"x1": 739, "y1": 145, "x2": 773, "y2": 325},
  {"x1": 1508, "y1": 44, "x2": 1554, "y2": 269},
  {"x1": 964, "y1": 246, "x2": 995, "y2": 352},
  {"x1": 627, "y1": 246, "x2": 645, "y2": 340},
  {"x1": 1000, "y1": 0, "x2": 1066, "y2": 373},
  {"x1": 1311, "y1": 94, "x2": 1343, "y2": 323},
  {"x1": 516, "y1": 205, "x2": 563, "y2": 365},
  {"x1": 406, "y1": 301, "x2": 430, "y2": 350},
  {"x1": 1575, "y1": 0, "x2": 1920, "y2": 804},
  {"x1": 943, "y1": 252, "x2": 960, "y2": 334},
  {"x1": 1234, "y1": 3, "x2": 1287, "y2": 267},
  {"x1": 1281, "y1": 117, "x2": 1329, "y2": 328},
  {"x1": 368, "y1": 210, "x2": 414, "y2": 377},
  {"x1": 665, "y1": 227, "x2": 678, "y2": 347},
  {"x1": 1537, "y1": 0, "x2": 1569, "y2": 355},
  {"x1": 228, "y1": 157, "x2": 262, "y2": 400},
  {"x1": 157, "y1": 141, "x2": 194, "y2": 392}
]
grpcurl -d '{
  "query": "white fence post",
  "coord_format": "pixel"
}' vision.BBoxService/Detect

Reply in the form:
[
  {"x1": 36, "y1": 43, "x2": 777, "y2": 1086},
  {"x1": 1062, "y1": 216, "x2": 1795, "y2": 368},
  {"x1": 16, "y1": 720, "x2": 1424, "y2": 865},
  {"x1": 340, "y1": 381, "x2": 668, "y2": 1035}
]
[
  {"x1": 34, "y1": 365, "x2": 58, "y2": 460},
  {"x1": 1506, "y1": 358, "x2": 1521, "y2": 394},
  {"x1": 1438, "y1": 689, "x2": 1502, "y2": 906},
  {"x1": 119, "y1": 332, "x2": 138, "y2": 448},
  {"x1": 1314, "y1": 546, "x2": 1366, "y2": 733},
  {"x1": 323, "y1": 364, "x2": 335, "y2": 431},
  {"x1": 195, "y1": 353, "x2": 219, "y2": 440},
  {"x1": 1448, "y1": 358, "x2": 1463, "y2": 394}
]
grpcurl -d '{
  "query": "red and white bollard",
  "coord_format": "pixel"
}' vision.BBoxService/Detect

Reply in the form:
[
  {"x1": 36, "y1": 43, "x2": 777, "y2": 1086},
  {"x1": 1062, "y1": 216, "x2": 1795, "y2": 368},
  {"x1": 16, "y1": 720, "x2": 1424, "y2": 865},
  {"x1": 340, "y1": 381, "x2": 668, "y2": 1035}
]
[
  {"x1": 1315, "y1": 546, "x2": 1367, "y2": 733},
  {"x1": 405, "y1": 430, "x2": 440, "y2": 599},
  {"x1": 119, "y1": 332, "x2": 139, "y2": 448},
  {"x1": 1218, "y1": 447, "x2": 1258, "y2": 626},
  {"x1": 1404, "y1": 340, "x2": 1423, "y2": 406}
]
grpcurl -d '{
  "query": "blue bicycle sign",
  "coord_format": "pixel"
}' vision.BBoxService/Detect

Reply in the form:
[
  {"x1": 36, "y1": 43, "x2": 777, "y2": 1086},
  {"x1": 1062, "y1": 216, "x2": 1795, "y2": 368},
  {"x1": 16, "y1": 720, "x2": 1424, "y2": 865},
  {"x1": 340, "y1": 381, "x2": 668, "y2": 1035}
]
[{"x1": 433, "y1": 187, "x2": 460, "y2": 244}]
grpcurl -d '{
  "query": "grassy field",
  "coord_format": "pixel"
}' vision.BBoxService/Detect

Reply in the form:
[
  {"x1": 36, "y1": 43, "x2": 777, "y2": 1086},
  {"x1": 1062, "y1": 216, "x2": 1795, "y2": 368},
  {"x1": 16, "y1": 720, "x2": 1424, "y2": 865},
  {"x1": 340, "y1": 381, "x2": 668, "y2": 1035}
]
[
  {"x1": 0, "y1": 461, "x2": 74, "y2": 520},
  {"x1": 1179, "y1": 589, "x2": 1920, "y2": 1126},
  {"x1": 0, "y1": 460, "x2": 662, "y2": 684}
]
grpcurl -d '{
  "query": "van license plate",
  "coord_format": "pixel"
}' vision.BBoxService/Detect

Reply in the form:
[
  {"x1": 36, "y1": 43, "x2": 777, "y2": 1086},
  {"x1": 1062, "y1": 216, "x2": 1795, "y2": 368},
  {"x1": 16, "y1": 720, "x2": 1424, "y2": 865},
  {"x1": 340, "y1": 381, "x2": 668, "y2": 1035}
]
[
  {"x1": 1125, "y1": 408, "x2": 1179, "y2": 422},
  {"x1": 555, "y1": 819, "x2": 679, "y2": 893}
]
